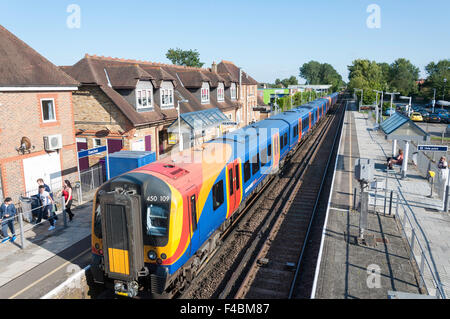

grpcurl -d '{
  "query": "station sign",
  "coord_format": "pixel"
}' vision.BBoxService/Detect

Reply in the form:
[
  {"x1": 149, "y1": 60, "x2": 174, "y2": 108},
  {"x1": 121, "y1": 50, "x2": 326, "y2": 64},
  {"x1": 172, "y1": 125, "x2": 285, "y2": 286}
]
[
  {"x1": 221, "y1": 121, "x2": 238, "y2": 126},
  {"x1": 78, "y1": 145, "x2": 108, "y2": 159},
  {"x1": 417, "y1": 145, "x2": 448, "y2": 152}
]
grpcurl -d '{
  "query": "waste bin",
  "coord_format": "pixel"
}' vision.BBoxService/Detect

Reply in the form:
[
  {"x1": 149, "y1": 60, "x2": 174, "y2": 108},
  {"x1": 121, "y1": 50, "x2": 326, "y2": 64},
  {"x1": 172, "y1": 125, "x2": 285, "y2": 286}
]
[
  {"x1": 19, "y1": 196, "x2": 33, "y2": 223},
  {"x1": 19, "y1": 195, "x2": 41, "y2": 223}
]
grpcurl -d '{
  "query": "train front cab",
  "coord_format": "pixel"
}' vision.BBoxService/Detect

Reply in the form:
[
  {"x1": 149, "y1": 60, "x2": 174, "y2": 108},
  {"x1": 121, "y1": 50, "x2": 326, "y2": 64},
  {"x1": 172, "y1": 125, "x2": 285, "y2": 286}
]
[{"x1": 91, "y1": 172, "x2": 178, "y2": 297}]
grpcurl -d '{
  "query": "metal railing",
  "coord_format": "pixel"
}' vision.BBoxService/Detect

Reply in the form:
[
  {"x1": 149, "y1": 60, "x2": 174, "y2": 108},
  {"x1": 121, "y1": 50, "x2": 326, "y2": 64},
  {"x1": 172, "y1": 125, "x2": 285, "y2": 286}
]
[
  {"x1": 78, "y1": 165, "x2": 105, "y2": 203},
  {"x1": 2, "y1": 196, "x2": 69, "y2": 250},
  {"x1": 360, "y1": 183, "x2": 447, "y2": 299}
]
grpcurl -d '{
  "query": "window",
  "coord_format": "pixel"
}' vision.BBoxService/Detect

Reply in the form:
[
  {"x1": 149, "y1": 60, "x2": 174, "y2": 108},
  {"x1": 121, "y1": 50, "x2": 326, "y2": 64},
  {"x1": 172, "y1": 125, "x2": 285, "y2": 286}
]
[
  {"x1": 230, "y1": 83, "x2": 237, "y2": 100},
  {"x1": 252, "y1": 153, "x2": 260, "y2": 175},
  {"x1": 218, "y1": 83, "x2": 225, "y2": 102},
  {"x1": 268, "y1": 144, "x2": 272, "y2": 157},
  {"x1": 190, "y1": 195, "x2": 197, "y2": 232},
  {"x1": 93, "y1": 138, "x2": 101, "y2": 148},
  {"x1": 284, "y1": 133, "x2": 288, "y2": 146},
  {"x1": 146, "y1": 204, "x2": 169, "y2": 237},
  {"x1": 201, "y1": 87, "x2": 210, "y2": 104},
  {"x1": 136, "y1": 89, "x2": 152, "y2": 109},
  {"x1": 235, "y1": 164, "x2": 240, "y2": 190},
  {"x1": 229, "y1": 169, "x2": 234, "y2": 196},
  {"x1": 280, "y1": 135, "x2": 284, "y2": 150},
  {"x1": 260, "y1": 148, "x2": 268, "y2": 167},
  {"x1": 212, "y1": 180, "x2": 224, "y2": 210},
  {"x1": 160, "y1": 88, "x2": 174, "y2": 109},
  {"x1": 302, "y1": 117, "x2": 309, "y2": 131},
  {"x1": 244, "y1": 160, "x2": 251, "y2": 183},
  {"x1": 41, "y1": 99, "x2": 56, "y2": 122}
]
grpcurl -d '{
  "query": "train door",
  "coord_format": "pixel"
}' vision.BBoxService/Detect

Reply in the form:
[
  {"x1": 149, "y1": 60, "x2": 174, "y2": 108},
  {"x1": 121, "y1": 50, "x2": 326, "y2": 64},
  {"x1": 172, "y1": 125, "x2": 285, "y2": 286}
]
[
  {"x1": 298, "y1": 118, "x2": 302, "y2": 140},
  {"x1": 186, "y1": 187, "x2": 199, "y2": 256},
  {"x1": 272, "y1": 132, "x2": 280, "y2": 170},
  {"x1": 226, "y1": 159, "x2": 240, "y2": 217},
  {"x1": 309, "y1": 112, "x2": 312, "y2": 130}
]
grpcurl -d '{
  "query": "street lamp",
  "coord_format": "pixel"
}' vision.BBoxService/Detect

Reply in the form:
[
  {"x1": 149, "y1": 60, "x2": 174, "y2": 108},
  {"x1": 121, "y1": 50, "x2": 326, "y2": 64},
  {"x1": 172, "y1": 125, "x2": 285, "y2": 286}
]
[
  {"x1": 444, "y1": 78, "x2": 447, "y2": 101},
  {"x1": 385, "y1": 92, "x2": 400, "y2": 117},
  {"x1": 177, "y1": 98, "x2": 189, "y2": 152},
  {"x1": 373, "y1": 90, "x2": 383, "y2": 124},
  {"x1": 400, "y1": 95, "x2": 412, "y2": 117}
]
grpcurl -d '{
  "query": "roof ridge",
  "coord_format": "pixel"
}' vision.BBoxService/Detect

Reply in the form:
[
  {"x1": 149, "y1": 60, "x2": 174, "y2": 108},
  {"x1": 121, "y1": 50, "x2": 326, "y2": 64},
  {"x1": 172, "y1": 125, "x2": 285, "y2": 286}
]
[{"x1": 84, "y1": 54, "x2": 211, "y2": 72}]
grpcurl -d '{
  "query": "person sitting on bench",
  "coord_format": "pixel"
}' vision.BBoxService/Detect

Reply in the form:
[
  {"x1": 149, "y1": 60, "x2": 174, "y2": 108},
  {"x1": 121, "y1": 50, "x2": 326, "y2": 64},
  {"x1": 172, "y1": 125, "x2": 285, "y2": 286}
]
[{"x1": 387, "y1": 149, "x2": 403, "y2": 170}]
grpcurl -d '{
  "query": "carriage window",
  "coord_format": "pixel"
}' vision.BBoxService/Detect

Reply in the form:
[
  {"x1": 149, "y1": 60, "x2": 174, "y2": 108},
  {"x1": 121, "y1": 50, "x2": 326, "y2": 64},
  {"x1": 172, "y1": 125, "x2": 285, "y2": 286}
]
[
  {"x1": 213, "y1": 180, "x2": 224, "y2": 210},
  {"x1": 252, "y1": 153, "x2": 260, "y2": 175},
  {"x1": 244, "y1": 160, "x2": 251, "y2": 182},
  {"x1": 280, "y1": 135, "x2": 284, "y2": 149},
  {"x1": 260, "y1": 148, "x2": 268, "y2": 167},
  {"x1": 190, "y1": 195, "x2": 197, "y2": 232},
  {"x1": 146, "y1": 204, "x2": 169, "y2": 237},
  {"x1": 235, "y1": 164, "x2": 240, "y2": 190},
  {"x1": 229, "y1": 168, "x2": 234, "y2": 196},
  {"x1": 284, "y1": 133, "x2": 288, "y2": 146},
  {"x1": 268, "y1": 144, "x2": 272, "y2": 157}
]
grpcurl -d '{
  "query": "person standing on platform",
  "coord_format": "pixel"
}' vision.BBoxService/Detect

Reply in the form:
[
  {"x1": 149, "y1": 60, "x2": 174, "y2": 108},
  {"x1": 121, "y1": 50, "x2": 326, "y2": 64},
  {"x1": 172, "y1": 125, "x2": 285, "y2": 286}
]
[{"x1": 1, "y1": 197, "x2": 17, "y2": 243}]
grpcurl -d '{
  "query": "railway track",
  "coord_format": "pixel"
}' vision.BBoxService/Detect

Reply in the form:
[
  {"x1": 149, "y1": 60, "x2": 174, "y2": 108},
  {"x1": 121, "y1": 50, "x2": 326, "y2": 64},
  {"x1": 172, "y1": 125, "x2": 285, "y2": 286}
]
[
  {"x1": 229, "y1": 99, "x2": 345, "y2": 299},
  {"x1": 179, "y1": 98, "x2": 345, "y2": 299}
]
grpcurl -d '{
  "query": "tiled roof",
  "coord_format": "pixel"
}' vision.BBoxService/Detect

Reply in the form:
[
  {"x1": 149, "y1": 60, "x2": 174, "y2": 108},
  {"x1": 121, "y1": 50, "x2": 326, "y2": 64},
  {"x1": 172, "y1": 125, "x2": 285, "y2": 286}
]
[
  {"x1": 0, "y1": 25, "x2": 78, "y2": 87},
  {"x1": 61, "y1": 55, "x2": 244, "y2": 126}
]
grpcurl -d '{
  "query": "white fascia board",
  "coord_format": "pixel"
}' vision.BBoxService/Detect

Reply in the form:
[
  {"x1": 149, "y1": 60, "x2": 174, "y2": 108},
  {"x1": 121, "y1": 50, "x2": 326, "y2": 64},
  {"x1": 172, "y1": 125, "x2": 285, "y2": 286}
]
[{"x1": 0, "y1": 86, "x2": 79, "y2": 92}]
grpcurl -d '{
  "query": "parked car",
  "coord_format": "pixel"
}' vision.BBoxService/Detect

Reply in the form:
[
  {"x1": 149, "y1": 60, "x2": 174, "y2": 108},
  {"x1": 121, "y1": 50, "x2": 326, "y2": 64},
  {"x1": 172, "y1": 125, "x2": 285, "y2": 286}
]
[
  {"x1": 425, "y1": 113, "x2": 441, "y2": 123},
  {"x1": 419, "y1": 110, "x2": 429, "y2": 117},
  {"x1": 410, "y1": 112, "x2": 423, "y2": 122},
  {"x1": 437, "y1": 112, "x2": 450, "y2": 124}
]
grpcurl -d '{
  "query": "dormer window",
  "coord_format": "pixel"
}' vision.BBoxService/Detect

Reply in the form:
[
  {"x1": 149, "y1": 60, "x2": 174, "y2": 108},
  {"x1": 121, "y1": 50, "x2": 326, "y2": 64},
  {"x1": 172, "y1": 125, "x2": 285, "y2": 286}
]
[
  {"x1": 136, "y1": 89, "x2": 152, "y2": 110},
  {"x1": 201, "y1": 82, "x2": 210, "y2": 104},
  {"x1": 230, "y1": 83, "x2": 237, "y2": 100},
  {"x1": 160, "y1": 81, "x2": 174, "y2": 109},
  {"x1": 217, "y1": 82, "x2": 225, "y2": 102}
]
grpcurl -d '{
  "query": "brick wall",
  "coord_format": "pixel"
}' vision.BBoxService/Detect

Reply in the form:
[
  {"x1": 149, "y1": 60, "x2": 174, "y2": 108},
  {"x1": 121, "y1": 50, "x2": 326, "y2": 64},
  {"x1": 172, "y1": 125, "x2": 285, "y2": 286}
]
[{"x1": 0, "y1": 91, "x2": 78, "y2": 202}]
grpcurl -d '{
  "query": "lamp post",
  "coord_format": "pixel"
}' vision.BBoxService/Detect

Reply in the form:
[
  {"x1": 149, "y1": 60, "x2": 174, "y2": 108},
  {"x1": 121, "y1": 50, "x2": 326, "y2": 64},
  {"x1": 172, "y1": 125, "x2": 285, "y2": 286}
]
[
  {"x1": 400, "y1": 95, "x2": 412, "y2": 117},
  {"x1": 373, "y1": 90, "x2": 383, "y2": 124},
  {"x1": 177, "y1": 98, "x2": 189, "y2": 152},
  {"x1": 432, "y1": 88, "x2": 436, "y2": 113},
  {"x1": 385, "y1": 92, "x2": 399, "y2": 117},
  {"x1": 444, "y1": 78, "x2": 447, "y2": 101}
]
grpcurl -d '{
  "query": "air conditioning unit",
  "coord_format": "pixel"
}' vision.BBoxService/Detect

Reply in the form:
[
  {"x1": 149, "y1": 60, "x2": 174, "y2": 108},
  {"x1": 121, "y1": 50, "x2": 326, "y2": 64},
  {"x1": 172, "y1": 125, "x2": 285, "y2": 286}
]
[{"x1": 44, "y1": 134, "x2": 63, "y2": 151}]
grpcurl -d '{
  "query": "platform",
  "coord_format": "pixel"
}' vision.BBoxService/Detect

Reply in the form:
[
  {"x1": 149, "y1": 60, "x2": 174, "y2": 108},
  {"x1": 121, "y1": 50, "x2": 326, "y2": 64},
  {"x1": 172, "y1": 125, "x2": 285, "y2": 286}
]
[
  {"x1": 312, "y1": 100, "x2": 450, "y2": 299},
  {"x1": 0, "y1": 202, "x2": 93, "y2": 299}
]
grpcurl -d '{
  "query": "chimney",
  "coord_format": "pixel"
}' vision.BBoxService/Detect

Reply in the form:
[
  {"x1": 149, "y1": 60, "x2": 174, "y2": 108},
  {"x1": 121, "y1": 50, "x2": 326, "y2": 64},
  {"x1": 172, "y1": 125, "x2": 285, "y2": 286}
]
[{"x1": 211, "y1": 61, "x2": 217, "y2": 73}]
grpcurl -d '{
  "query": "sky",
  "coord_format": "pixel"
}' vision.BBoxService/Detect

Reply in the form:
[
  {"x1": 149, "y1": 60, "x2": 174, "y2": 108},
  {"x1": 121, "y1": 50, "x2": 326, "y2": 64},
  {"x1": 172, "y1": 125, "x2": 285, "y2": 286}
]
[{"x1": 1, "y1": 0, "x2": 449, "y2": 83}]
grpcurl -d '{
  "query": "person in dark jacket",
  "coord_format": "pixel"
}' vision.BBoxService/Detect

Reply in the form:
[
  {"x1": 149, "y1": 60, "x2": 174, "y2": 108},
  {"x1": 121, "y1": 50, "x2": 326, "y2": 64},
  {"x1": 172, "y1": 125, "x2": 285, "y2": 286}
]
[{"x1": 1, "y1": 197, "x2": 17, "y2": 243}]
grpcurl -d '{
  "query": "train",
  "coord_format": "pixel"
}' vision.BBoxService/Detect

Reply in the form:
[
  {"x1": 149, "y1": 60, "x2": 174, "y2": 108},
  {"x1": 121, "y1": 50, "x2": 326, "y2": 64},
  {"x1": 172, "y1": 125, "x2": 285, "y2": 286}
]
[{"x1": 90, "y1": 92, "x2": 340, "y2": 297}]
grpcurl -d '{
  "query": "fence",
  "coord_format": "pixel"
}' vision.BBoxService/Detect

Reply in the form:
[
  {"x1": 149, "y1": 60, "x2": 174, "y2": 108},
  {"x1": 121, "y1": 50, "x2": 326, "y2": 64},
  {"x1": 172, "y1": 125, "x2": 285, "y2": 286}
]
[
  {"x1": 2, "y1": 195, "x2": 70, "y2": 250},
  {"x1": 78, "y1": 165, "x2": 105, "y2": 203},
  {"x1": 354, "y1": 177, "x2": 447, "y2": 299}
]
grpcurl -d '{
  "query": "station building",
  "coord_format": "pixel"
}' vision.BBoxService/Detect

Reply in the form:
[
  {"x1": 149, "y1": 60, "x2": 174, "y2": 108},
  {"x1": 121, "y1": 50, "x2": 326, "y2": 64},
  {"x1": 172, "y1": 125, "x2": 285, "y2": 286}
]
[
  {"x1": 0, "y1": 25, "x2": 79, "y2": 201},
  {"x1": 61, "y1": 55, "x2": 264, "y2": 169}
]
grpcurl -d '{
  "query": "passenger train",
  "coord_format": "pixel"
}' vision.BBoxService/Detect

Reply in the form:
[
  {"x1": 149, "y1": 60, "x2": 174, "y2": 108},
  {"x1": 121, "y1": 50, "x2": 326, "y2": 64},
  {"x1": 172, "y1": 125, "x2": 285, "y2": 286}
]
[{"x1": 90, "y1": 92, "x2": 339, "y2": 297}]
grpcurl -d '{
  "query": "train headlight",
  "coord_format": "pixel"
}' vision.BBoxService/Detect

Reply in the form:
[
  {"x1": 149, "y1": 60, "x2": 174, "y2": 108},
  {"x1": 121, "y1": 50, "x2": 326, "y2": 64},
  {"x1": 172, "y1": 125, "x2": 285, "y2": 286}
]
[{"x1": 148, "y1": 250, "x2": 157, "y2": 261}]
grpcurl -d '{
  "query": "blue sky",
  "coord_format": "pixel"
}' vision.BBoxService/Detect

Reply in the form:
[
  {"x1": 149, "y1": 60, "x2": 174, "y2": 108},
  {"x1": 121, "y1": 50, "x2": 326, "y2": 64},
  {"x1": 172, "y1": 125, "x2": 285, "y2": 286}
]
[{"x1": 1, "y1": 0, "x2": 449, "y2": 83}]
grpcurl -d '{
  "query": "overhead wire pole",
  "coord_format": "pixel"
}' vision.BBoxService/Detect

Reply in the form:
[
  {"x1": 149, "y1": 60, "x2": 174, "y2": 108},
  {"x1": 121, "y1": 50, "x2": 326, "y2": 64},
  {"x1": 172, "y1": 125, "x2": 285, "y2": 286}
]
[
  {"x1": 354, "y1": 88, "x2": 363, "y2": 112},
  {"x1": 373, "y1": 90, "x2": 382, "y2": 125}
]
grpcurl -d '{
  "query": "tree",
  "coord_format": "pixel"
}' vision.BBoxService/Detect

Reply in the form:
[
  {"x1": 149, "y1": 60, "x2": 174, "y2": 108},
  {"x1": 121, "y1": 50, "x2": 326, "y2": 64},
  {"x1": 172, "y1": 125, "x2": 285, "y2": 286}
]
[
  {"x1": 281, "y1": 76, "x2": 298, "y2": 88},
  {"x1": 388, "y1": 58, "x2": 419, "y2": 96},
  {"x1": 423, "y1": 59, "x2": 450, "y2": 100},
  {"x1": 347, "y1": 59, "x2": 384, "y2": 104},
  {"x1": 299, "y1": 61, "x2": 322, "y2": 84},
  {"x1": 299, "y1": 61, "x2": 344, "y2": 92},
  {"x1": 166, "y1": 48, "x2": 204, "y2": 67}
]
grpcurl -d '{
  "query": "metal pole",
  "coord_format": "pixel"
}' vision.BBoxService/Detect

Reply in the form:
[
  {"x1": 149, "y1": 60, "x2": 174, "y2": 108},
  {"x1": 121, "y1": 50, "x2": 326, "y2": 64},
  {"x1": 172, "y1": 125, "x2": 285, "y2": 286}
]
[
  {"x1": 389, "y1": 190, "x2": 393, "y2": 215},
  {"x1": 353, "y1": 187, "x2": 357, "y2": 211},
  {"x1": 62, "y1": 196, "x2": 67, "y2": 228},
  {"x1": 444, "y1": 185, "x2": 449, "y2": 212},
  {"x1": 432, "y1": 88, "x2": 436, "y2": 114},
  {"x1": 18, "y1": 213, "x2": 25, "y2": 249},
  {"x1": 402, "y1": 141, "x2": 410, "y2": 179},
  {"x1": 178, "y1": 101, "x2": 183, "y2": 152}
]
